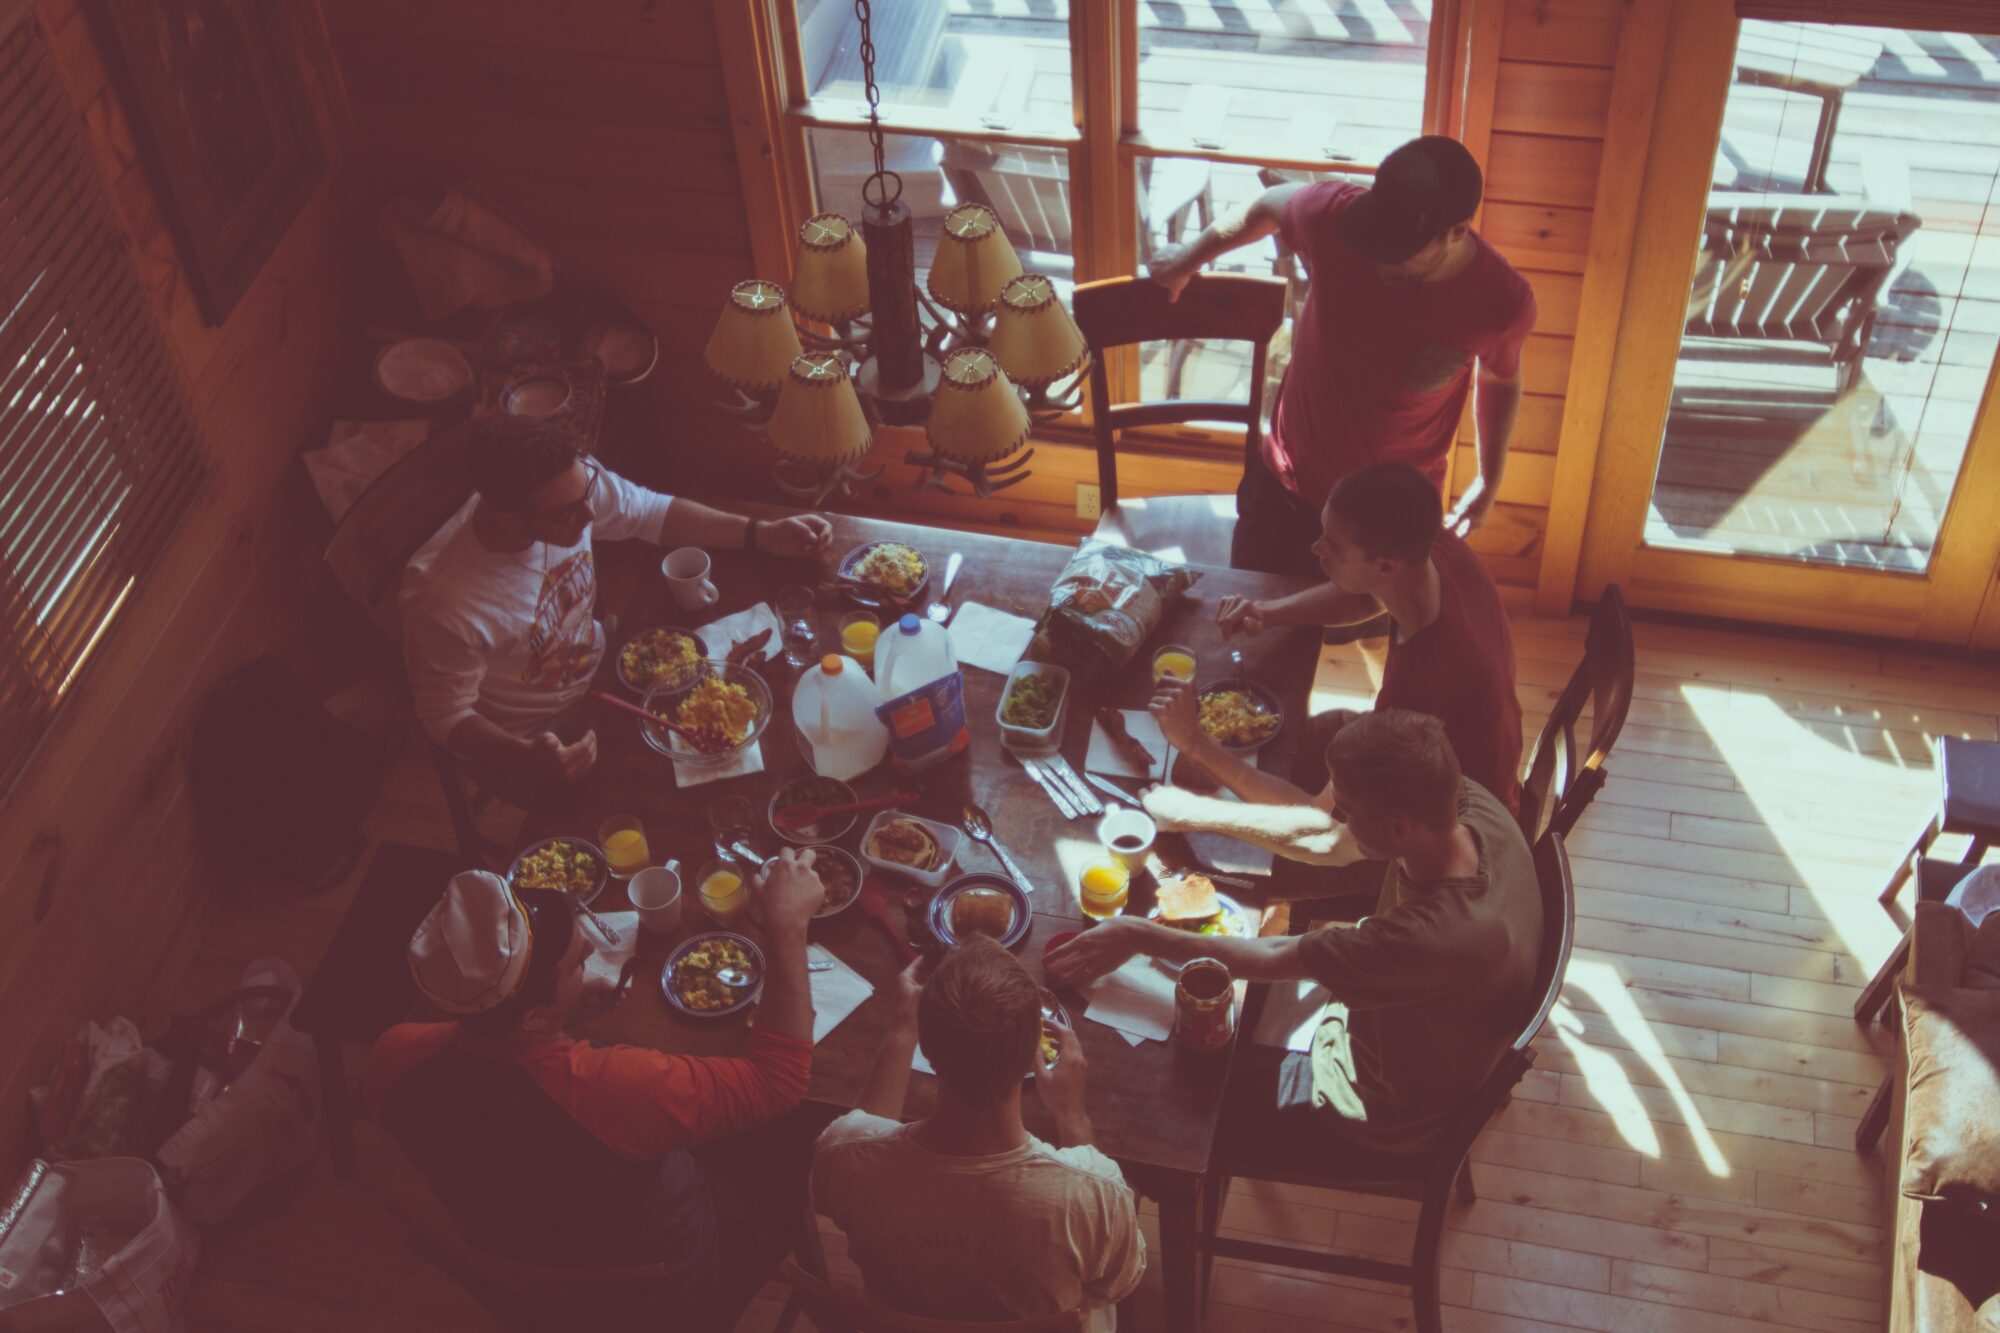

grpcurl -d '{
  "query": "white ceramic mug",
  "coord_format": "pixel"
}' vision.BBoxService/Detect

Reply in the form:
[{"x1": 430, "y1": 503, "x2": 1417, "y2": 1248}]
[
  {"x1": 1097, "y1": 806, "x2": 1157, "y2": 872},
  {"x1": 629, "y1": 861, "x2": 684, "y2": 935},
  {"x1": 663, "y1": 547, "x2": 719, "y2": 611}
]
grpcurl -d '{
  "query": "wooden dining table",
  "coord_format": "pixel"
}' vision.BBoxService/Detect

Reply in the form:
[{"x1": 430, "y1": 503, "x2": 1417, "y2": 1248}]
[{"x1": 535, "y1": 507, "x2": 1320, "y2": 1329}]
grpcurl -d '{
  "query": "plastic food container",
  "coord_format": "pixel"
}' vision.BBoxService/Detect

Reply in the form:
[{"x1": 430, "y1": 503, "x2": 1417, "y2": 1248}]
[
  {"x1": 996, "y1": 662, "x2": 1070, "y2": 754},
  {"x1": 857, "y1": 810, "x2": 961, "y2": 889}
]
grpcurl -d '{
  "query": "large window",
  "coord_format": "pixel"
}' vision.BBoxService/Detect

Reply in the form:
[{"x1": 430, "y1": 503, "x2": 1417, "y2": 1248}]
[
  {"x1": 776, "y1": 0, "x2": 1452, "y2": 425},
  {"x1": 0, "y1": 16, "x2": 210, "y2": 792}
]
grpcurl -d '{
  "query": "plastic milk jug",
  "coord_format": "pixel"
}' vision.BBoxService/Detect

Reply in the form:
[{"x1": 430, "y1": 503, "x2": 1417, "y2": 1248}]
[
  {"x1": 792, "y1": 654, "x2": 888, "y2": 780},
  {"x1": 872, "y1": 615, "x2": 970, "y2": 773}
]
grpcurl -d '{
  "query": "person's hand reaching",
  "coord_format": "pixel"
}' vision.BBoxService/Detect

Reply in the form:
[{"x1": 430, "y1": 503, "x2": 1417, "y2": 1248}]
[
  {"x1": 758, "y1": 847, "x2": 826, "y2": 933},
  {"x1": 1045, "y1": 918, "x2": 1148, "y2": 988},
  {"x1": 1444, "y1": 476, "x2": 1495, "y2": 537},
  {"x1": 761, "y1": 514, "x2": 834, "y2": 557},
  {"x1": 1144, "y1": 240, "x2": 1203, "y2": 302},
  {"x1": 1216, "y1": 595, "x2": 1267, "y2": 639},
  {"x1": 1149, "y1": 676, "x2": 1205, "y2": 754}
]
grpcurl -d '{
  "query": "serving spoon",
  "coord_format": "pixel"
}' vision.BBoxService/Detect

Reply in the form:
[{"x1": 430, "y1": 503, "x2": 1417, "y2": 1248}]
[
  {"x1": 961, "y1": 803, "x2": 1034, "y2": 898},
  {"x1": 925, "y1": 552, "x2": 963, "y2": 624},
  {"x1": 772, "y1": 790, "x2": 917, "y2": 834}
]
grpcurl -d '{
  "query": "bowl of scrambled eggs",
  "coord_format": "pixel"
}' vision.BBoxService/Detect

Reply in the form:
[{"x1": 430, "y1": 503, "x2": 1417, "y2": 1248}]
[{"x1": 641, "y1": 661, "x2": 773, "y2": 768}]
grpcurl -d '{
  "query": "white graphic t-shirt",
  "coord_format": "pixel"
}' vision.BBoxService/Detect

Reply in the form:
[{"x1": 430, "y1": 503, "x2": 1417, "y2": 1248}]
[{"x1": 399, "y1": 470, "x2": 675, "y2": 744}]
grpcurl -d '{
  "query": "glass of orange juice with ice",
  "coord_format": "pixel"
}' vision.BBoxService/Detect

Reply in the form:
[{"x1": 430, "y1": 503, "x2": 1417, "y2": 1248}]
[
  {"x1": 597, "y1": 815, "x2": 650, "y2": 880},
  {"x1": 838, "y1": 611, "x2": 881, "y2": 670},
  {"x1": 1152, "y1": 644, "x2": 1197, "y2": 684},
  {"x1": 1078, "y1": 860, "x2": 1131, "y2": 920},
  {"x1": 696, "y1": 858, "x2": 751, "y2": 926}
]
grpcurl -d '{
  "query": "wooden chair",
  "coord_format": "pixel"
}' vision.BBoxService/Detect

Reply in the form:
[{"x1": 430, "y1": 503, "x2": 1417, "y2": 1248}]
[
  {"x1": 1853, "y1": 737, "x2": 2000, "y2": 1024},
  {"x1": 1516, "y1": 584, "x2": 1635, "y2": 844},
  {"x1": 319, "y1": 420, "x2": 500, "y2": 867},
  {"x1": 1684, "y1": 194, "x2": 1919, "y2": 399},
  {"x1": 1200, "y1": 831, "x2": 1577, "y2": 1333},
  {"x1": 1070, "y1": 274, "x2": 1287, "y2": 569},
  {"x1": 776, "y1": 1259, "x2": 1087, "y2": 1333}
]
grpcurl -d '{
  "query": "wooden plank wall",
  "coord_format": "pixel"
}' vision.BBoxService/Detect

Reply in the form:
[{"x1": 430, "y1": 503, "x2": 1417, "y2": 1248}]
[
  {"x1": 0, "y1": 0, "x2": 354, "y2": 1170},
  {"x1": 324, "y1": 0, "x2": 1629, "y2": 582}
]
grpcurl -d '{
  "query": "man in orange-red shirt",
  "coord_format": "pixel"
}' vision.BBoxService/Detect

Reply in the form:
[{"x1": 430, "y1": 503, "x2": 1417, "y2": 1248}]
[{"x1": 366, "y1": 853, "x2": 826, "y2": 1330}]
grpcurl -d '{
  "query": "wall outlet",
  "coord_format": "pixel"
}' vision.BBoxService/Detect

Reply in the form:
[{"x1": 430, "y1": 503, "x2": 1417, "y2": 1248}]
[{"x1": 1075, "y1": 482, "x2": 1101, "y2": 520}]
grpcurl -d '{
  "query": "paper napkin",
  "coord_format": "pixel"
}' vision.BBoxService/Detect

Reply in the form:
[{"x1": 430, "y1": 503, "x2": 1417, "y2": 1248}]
[
  {"x1": 808, "y1": 944, "x2": 875, "y2": 1045},
  {"x1": 577, "y1": 910, "x2": 640, "y2": 1001},
  {"x1": 673, "y1": 741, "x2": 764, "y2": 789},
  {"x1": 948, "y1": 602, "x2": 1038, "y2": 676},
  {"x1": 697, "y1": 602, "x2": 784, "y2": 661},
  {"x1": 1086, "y1": 710, "x2": 1168, "y2": 781},
  {"x1": 1250, "y1": 979, "x2": 1332, "y2": 1053},
  {"x1": 1081, "y1": 954, "x2": 1180, "y2": 1043}
]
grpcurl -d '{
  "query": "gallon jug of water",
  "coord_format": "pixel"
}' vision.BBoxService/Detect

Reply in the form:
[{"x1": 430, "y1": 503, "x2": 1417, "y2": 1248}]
[
  {"x1": 792, "y1": 654, "x2": 889, "y2": 780},
  {"x1": 872, "y1": 615, "x2": 970, "y2": 773}
]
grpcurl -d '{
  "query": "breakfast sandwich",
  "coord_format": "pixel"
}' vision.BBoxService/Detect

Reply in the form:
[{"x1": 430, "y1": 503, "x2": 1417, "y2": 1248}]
[{"x1": 1156, "y1": 873, "x2": 1220, "y2": 923}]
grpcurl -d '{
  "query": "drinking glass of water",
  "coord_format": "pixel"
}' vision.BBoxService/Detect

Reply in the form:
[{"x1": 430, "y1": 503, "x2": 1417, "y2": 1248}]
[
  {"x1": 776, "y1": 585, "x2": 818, "y2": 669},
  {"x1": 707, "y1": 795, "x2": 758, "y2": 862}
]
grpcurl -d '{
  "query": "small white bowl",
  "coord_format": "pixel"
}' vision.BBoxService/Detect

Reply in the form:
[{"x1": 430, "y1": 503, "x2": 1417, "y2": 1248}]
[
  {"x1": 857, "y1": 810, "x2": 961, "y2": 889},
  {"x1": 996, "y1": 662, "x2": 1070, "y2": 754}
]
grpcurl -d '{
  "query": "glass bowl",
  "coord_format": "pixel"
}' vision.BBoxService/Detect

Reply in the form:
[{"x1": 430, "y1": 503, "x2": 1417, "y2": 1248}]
[{"x1": 641, "y1": 661, "x2": 774, "y2": 769}]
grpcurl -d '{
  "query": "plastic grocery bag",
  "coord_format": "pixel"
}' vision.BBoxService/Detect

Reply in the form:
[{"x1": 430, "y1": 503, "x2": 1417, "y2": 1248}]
[
  {"x1": 153, "y1": 960, "x2": 320, "y2": 1227},
  {"x1": 32, "y1": 1020, "x2": 171, "y2": 1162},
  {"x1": 0, "y1": 1157, "x2": 199, "y2": 1333},
  {"x1": 1034, "y1": 541, "x2": 1201, "y2": 679}
]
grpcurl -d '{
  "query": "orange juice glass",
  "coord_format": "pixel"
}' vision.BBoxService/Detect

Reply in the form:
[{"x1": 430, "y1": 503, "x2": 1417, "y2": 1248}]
[
  {"x1": 597, "y1": 815, "x2": 650, "y2": 880},
  {"x1": 1078, "y1": 860, "x2": 1131, "y2": 920},
  {"x1": 1152, "y1": 644, "x2": 1197, "y2": 684},
  {"x1": 696, "y1": 858, "x2": 751, "y2": 925},
  {"x1": 838, "y1": 611, "x2": 881, "y2": 670}
]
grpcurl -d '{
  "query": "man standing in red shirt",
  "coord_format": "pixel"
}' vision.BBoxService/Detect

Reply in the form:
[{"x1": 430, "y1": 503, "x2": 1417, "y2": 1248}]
[{"x1": 1148, "y1": 136, "x2": 1536, "y2": 578}]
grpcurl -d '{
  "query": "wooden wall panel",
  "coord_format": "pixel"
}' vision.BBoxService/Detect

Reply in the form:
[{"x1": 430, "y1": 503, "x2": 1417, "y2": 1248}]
[{"x1": 0, "y1": 0, "x2": 354, "y2": 1171}]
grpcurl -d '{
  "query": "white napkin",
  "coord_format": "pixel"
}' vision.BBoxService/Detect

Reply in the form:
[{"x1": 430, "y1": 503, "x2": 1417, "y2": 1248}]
[
  {"x1": 948, "y1": 602, "x2": 1037, "y2": 676},
  {"x1": 674, "y1": 741, "x2": 764, "y2": 789},
  {"x1": 1086, "y1": 710, "x2": 1167, "y2": 781},
  {"x1": 577, "y1": 910, "x2": 640, "y2": 1000},
  {"x1": 697, "y1": 602, "x2": 783, "y2": 661},
  {"x1": 1947, "y1": 864, "x2": 2000, "y2": 929},
  {"x1": 1081, "y1": 954, "x2": 1180, "y2": 1043},
  {"x1": 911, "y1": 1044, "x2": 936, "y2": 1076},
  {"x1": 808, "y1": 944, "x2": 875, "y2": 1045},
  {"x1": 1251, "y1": 979, "x2": 1331, "y2": 1053}
]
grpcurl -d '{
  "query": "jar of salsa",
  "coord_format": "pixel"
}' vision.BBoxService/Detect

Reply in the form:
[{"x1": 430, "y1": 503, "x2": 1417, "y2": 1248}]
[{"x1": 1175, "y1": 958, "x2": 1235, "y2": 1053}]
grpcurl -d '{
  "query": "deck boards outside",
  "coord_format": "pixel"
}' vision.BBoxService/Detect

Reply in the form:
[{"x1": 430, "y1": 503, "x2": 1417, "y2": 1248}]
[{"x1": 174, "y1": 607, "x2": 2000, "y2": 1331}]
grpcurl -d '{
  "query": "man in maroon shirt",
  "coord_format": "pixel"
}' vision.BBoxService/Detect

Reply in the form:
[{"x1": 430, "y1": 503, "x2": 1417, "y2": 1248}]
[
  {"x1": 1149, "y1": 136, "x2": 1536, "y2": 579},
  {"x1": 1144, "y1": 463, "x2": 1521, "y2": 881}
]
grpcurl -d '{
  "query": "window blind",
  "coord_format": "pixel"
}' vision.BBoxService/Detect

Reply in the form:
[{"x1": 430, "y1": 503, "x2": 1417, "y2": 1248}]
[
  {"x1": 0, "y1": 14, "x2": 210, "y2": 794},
  {"x1": 1741, "y1": 1, "x2": 2000, "y2": 28}
]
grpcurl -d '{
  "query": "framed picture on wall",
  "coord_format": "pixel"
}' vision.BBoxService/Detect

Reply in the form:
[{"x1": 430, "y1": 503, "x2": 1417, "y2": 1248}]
[{"x1": 87, "y1": 0, "x2": 322, "y2": 325}]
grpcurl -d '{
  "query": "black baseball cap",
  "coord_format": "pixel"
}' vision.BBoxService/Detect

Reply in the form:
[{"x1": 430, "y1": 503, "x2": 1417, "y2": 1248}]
[{"x1": 1338, "y1": 136, "x2": 1484, "y2": 264}]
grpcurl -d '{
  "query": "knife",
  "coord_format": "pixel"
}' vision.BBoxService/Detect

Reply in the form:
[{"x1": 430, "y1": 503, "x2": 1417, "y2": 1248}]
[
  {"x1": 1043, "y1": 755, "x2": 1104, "y2": 817},
  {"x1": 1083, "y1": 771, "x2": 1140, "y2": 807},
  {"x1": 1020, "y1": 756, "x2": 1082, "y2": 819}
]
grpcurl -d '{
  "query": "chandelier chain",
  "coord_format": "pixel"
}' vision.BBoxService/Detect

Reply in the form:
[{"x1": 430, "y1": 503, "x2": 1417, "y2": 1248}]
[{"x1": 854, "y1": 0, "x2": 901, "y2": 208}]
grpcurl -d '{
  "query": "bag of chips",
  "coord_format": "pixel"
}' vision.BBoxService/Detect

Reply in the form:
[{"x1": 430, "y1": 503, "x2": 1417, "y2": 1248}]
[{"x1": 1034, "y1": 542, "x2": 1200, "y2": 679}]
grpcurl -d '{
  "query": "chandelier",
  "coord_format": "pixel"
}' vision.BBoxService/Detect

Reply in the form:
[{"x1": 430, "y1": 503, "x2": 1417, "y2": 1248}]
[{"x1": 703, "y1": 0, "x2": 1088, "y2": 503}]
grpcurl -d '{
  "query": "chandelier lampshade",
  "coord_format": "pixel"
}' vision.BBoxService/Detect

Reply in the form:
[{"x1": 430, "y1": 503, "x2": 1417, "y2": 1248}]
[
  {"x1": 705, "y1": 280, "x2": 803, "y2": 393},
  {"x1": 927, "y1": 347, "x2": 1030, "y2": 464},
  {"x1": 987, "y1": 274, "x2": 1086, "y2": 389},
  {"x1": 790, "y1": 213, "x2": 870, "y2": 323},
  {"x1": 768, "y1": 352, "x2": 873, "y2": 466},
  {"x1": 926, "y1": 204, "x2": 1024, "y2": 316}
]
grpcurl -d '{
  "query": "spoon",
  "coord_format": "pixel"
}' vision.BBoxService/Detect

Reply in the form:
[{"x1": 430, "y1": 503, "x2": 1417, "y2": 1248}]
[
  {"x1": 926, "y1": 552, "x2": 964, "y2": 624},
  {"x1": 716, "y1": 966, "x2": 756, "y2": 989},
  {"x1": 961, "y1": 803, "x2": 1034, "y2": 898},
  {"x1": 588, "y1": 689, "x2": 699, "y2": 744}
]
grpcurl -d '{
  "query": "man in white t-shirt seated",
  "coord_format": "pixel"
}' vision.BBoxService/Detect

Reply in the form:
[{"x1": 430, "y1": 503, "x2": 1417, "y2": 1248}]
[
  {"x1": 399, "y1": 416, "x2": 830, "y2": 804},
  {"x1": 812, "y1": 941, "x2": 1145, "y2": 1330}
]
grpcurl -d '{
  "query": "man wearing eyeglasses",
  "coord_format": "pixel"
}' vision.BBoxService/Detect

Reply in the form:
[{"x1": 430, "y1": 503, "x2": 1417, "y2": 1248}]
[{"x1": 400, "y1": 416, "x2": 832, "y2": 805}]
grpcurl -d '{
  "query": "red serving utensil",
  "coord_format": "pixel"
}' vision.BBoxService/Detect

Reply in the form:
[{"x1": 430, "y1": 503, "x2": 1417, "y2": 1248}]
[
  {"x1": 589, "y1": 688, "x2": 698, "y2": 743},
  {"x1": 772, "y1": 790, "x2": 919, "y2": 834},
  {"x1": 856, "y1": 884, "x2": 917, "y2": 965}
]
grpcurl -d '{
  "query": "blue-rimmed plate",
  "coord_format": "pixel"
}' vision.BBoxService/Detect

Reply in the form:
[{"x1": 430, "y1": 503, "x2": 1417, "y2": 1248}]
[
  {"x1": 613, "y1": 627, "x2": 709, "y2": 694},
  {"x1": 507, "y1": 836, "x2": 608, "y2": 907},
  {"x1": 838, "y1": 541, "x2": 928, "y2": 609},
  {"x1": 663, "y1": 931, "x2": 765, "y2": 1018},
  {"x1": 930, "y1": 872, "x2": 1032, "y2": 950},
  {"x1": 1195, "y1": 678, "x2": 1286, "y2": 753}
]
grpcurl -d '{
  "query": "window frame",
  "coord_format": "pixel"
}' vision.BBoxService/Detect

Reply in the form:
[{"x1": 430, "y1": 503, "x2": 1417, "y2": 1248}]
[{"x1": 719, "y1": 0, "x2": 1482, "y2": 455}]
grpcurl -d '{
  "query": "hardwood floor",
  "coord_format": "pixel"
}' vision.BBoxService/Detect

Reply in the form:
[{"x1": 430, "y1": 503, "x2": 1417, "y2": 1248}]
[{"x1": 175, "y1": 610, "x2": 1997, "y2": 1331}]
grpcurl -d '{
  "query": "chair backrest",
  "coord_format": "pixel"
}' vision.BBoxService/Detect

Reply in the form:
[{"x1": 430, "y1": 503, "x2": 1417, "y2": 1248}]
[
  {"x1": 779, "y1": 1260, "x2": 1087, "y2": 1333},
  {"x1": 1070, "y1": 274, "x2": 1287, "y2": 509},
  {"x1": 1686, "y1": 195, "x2": 1918, "y2": 347},
  {"x1": 322, "y1": 421, "x2": 476, "y2": 642},
  {"x1": 940, "y1": 140, "x2": 1072, "y2": 258},
  {"x1": 1518, "y1": 584, "x2": 1634, "y2": 844},
  {"x1": 1422, "y1": 829, "x2": 1575, "y2": 1187}
]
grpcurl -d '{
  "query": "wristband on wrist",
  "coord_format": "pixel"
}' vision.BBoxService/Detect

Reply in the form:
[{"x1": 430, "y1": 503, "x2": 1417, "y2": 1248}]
[{"x1": 744, "y1": 517, "x2": 761, "y2": 552}]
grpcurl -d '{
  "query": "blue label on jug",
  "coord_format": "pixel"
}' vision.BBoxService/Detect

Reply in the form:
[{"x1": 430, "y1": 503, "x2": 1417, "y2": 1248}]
[{"x1": 875, "y1": 671, "x2": 970, "y2": 772}]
